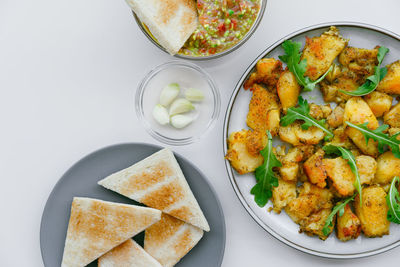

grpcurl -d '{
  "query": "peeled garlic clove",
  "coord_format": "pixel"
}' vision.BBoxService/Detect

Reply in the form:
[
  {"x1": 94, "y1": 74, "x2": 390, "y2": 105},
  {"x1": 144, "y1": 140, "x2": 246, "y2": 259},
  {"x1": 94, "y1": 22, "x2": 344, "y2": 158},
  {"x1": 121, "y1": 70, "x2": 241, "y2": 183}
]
[
  {"x1": 170, "y1": 114, "x2": 194, "y2": 129},
  {"x1": 185, "y1": 88, "x2": 204, "y2": 102},
  {"x1": 160, "y1": 83, "x2": 180, "y2": 106},
  {"x1": 169, "y1": 98, "x2": 194, "y2": 115},
  {"x1": 152, "y1": 104, "x2": 170, "y2": 125}
]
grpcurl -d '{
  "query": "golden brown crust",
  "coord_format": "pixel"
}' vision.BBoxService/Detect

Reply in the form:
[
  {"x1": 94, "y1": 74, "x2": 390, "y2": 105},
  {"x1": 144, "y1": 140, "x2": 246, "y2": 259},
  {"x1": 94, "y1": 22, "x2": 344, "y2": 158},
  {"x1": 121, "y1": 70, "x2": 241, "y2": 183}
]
[{"x1": 140, "y1": 181, "x2": 185, "y2": 210}]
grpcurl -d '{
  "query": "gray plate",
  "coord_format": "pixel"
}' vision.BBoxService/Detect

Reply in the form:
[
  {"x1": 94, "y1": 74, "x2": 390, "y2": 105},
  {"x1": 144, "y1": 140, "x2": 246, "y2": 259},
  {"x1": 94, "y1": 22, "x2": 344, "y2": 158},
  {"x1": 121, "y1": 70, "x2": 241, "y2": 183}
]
[
  {"x1": 40, "y1": 143, "x2": 225, "y2": 266},
  {"x1": 223, "y1": 22, "x2": 400, "y2": 258}
]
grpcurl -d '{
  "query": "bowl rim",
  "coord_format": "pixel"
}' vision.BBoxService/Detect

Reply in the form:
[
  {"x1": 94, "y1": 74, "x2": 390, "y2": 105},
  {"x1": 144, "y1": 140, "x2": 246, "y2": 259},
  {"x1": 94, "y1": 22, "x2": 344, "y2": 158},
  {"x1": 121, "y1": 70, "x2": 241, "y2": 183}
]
[
  {"x1": 222, "y1": 21, "x2": 400, "y2": 259},
  {"x1": 136, "y1": 60, "x2": 221, "y2": 145},
  {"x1": 132, "y1": 0, "x2": 268, "y2": 60}
]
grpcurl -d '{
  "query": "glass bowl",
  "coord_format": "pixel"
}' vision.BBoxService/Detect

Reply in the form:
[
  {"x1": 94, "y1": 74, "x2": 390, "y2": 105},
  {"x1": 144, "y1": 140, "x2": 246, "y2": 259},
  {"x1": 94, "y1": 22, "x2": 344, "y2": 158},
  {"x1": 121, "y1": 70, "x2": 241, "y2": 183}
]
[
  {"x1": 132, "y1": 0, "x2": 267, "y2": 60},
  {"x1": 136, "y1": 61, "x2": 220, "y2": 145}
]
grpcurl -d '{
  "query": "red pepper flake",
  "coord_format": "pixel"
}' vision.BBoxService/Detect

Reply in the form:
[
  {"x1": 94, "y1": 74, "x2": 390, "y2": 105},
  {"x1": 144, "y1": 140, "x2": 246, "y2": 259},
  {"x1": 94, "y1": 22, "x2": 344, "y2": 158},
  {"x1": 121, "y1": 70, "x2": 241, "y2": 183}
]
[
  {"x1": 218, "y1": 22, "x2": 226, "y2": 35},
  {"x1": 208, "y1": 48, "x2": 216, "y2": 54}
]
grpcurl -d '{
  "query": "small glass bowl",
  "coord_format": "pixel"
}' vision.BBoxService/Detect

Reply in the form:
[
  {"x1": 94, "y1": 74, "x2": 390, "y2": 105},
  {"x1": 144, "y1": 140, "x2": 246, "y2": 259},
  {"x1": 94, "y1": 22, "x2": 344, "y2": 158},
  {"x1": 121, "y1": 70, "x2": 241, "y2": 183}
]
[
  {"x1": 132, "y1": 0, "x2": 267, "y2": 60},
  {"x1": 136, "y1": 61, "x2": 220, "y2": 145}
]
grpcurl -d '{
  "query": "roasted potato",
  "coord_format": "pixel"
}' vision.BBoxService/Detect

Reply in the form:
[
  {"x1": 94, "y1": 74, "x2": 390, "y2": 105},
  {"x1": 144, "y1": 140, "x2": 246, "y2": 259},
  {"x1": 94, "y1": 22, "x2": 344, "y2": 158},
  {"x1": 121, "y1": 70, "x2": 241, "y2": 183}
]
[
  {"x1": 374, "y1": 151, "x2": 400, "y2": 184},
  {"x1": 245, "y1": 130, "x2": 268, "y2": 157},
  {"x1": 279, "y1": 146, "x2": 314, "y2": 182},
  {"x1": 325, "y1": 126, "x2": 357, "y2": 151},
  {"x1": 243, "y1": 58, "x2": 283, "y2": 90},
  {"x1": 336, "y1": 204, "x2": 361, "y2": 242},
  {"x1": 327, "y1": 106, "x2": 344, "y2": 128},
  {"x1": 272, "y1": 179, "x2": 297, "y2": 213},
  {"x1": 309, "y1": 103, "x2": 332, "y2": 120},
  {"x1": 300, "y1": 208, "x2": 334, "y2": 240},
  {"x1": 279, "y1": 122, "x2": 325, "y2": 146},
  {"x1": 226, "y1": 130, "x2": 264, "y2": 174},
  {"x1": 357, "y1": 155, "x2": 377, "y2": 185},
  {"x1": 246, "y1": 84, "x2": 280, "y2": 135},
  {"x1": 324, "y1": 157, "x2": 355, "y2": 197},
  {"x1": 383, "y1": 102, "x2": 400, "y2": 128},
  {"x1": 345, "y1": 127, "x2": 378, "y2": 157},
  {"x1": 303, "y1": 149, "x2": 327, "y2": 188},
  {"x1": 364, "y1": 91, "x2": 393, "y2": 118},
  {"x1": 355, "y1": 186, "x2": 390, "y2": 237},
  {"x1": 285, "y1": 182, "x2": 333, "y2": 224},
  {"x1": 276, "y1": 70, "x2": 300, "y2": 111},
  {"x1": 338, "y1": 47, "x2": 378, "y2": 76},
  {"x1": 343, "y1": 97, "x2": 379, "y2": 129},
  {"x1": 302, "y1": 26, "x2": 347, "y2": 80},
  {"x1": 320, "y1": 71, "x2": 359, "y2": 103},
  {"x1": 377, "y1": 60, "x2": 400, "y2": 94}
]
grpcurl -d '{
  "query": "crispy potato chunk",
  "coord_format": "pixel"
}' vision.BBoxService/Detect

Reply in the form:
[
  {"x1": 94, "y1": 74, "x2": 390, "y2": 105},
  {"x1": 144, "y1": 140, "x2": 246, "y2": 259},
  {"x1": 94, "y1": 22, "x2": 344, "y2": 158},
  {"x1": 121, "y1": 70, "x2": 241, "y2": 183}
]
[
  {"x1": 324, "y1": 157, "x2": 355, "y2": 197},
  {"x1": 226, "y1": 130, "x2": 264, "y2": 174},
  {"x1": 383, "y1": 102, "x2": 400, "y2": 128},
  {"x1": 345, "y1": 127, "x2": 378, "y2": 157},
  {"x1": 279, "y1": 122, "x2": 325, "y2": 146},
  {"x1": 355, "y1": 186, "x2": 390, "y2": 237},
  {"x1": 276, "y1": 70, "x2": 300, "y2": 111},
  {"x1": 325, "y1": 126, "x2": 357, "y2": 151},
  {"x1": 302, "y1": 26, "x2": 347, "y2": 80},
  {"x1": 300, "y1": 208, "x2": 333, "y2": 240},
  {"x1": 357, "y1": 155, "x2": 377, "y2": 185},
  {"x1": 303, "y1": 149, "x2": 327, "y2": 188},
  {"x1": 285, "y1": 182, "x2": 333, "y2": 224},
  {"x1": 245, "y1": 130, "x2": 268, "y2": 157},
  {"x1": 375, "y1": 151, "x2": 400, "y2": 184},
  {"x1": 327, "y1": 106, "x2": 344, "y2": 128},
  {"x1": 320, "y1": 71, "x2": 358, "y2": 103},
  {"x1": 338, "y1": 47, "x2": 378, "y2": 76},
  {"x1": 336, "y1": 204, "x2": 361, "y2": 242},
  {"x1": 279, "y1": 146, "x2": 314, "y2": 182},
  {"x1": 244, "y1": 58, "x2": 283, "y2": 90},
  {"x1": 246, "y1": 84, "x2": 280, "y2": 135},
  {"x1": 309, "y1": 103, "x2": 332, "y2": 120},
  {"x1": 377, "y1": 60, "x2": 400, "y2": 94},
  {"x1": 344, "y1": 97, "x2": 379, "y2": 129},
  {"x1": 364, "y1": 91, "x2": 393, "y2": 118},
  {"x1": 272, "y1": 179, "x2": 296, "y2": 213}
]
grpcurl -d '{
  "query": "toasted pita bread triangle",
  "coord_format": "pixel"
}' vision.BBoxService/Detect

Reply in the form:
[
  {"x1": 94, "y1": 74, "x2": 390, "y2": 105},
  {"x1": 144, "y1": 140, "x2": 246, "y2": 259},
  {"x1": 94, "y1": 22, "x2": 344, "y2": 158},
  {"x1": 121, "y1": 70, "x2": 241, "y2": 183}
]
[
  {"x1": 61, "y1": 197, "x2": 161, "y2": 267},
  {"x1": 98, "y1": 239, "x2": 162, "y2": 267},
  {"x1": 144, "y1": 213, "x2": 203, "y2": 267},
  {"x1": 98, "y1": 148, "x2": 210, "y2": 231}
]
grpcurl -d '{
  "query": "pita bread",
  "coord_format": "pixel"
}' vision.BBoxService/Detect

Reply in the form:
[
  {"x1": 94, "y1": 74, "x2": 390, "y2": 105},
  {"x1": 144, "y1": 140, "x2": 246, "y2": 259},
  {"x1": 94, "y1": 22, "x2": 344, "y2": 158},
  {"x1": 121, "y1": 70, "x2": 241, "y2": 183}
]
[
  {"x1": 144, "y1": 213, "x2": 203, "y2": 267},
  {"x1": 125, "y1": 0, "x2": 198, "y2": 55},
  {"x1": 98, "y1": 239, "x2": 162, "y2": 267},
  {"x1": 98, "y1": 148, "x2": 210, "y2": 232},
  {"x1": 61, "y1": 197, "x2": 161, "y2": 267}
]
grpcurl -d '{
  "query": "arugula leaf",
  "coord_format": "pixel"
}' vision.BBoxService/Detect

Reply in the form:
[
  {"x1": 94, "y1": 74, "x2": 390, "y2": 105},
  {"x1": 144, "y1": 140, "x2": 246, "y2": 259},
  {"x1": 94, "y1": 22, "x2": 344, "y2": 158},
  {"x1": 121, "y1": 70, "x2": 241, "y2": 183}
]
[
  {"x1": 250, "y1": 130, "x2": 282, "y2": 207},
  {"x1": 279, "y1": 40, "x2": 333, "y2": 92},
  {"x1": 339, "y1": 46, "x2": 389, "y2": 96},
  {"x1": 281, "y1": 96, "x2": 334, "y2": 140},
  {"x1": 345, "y1": 121, "x2": 400, "y2": 158},
  {"x1": 323, "y1": 145, "x2": 362, "y2": 206},
  {"x1": 386, "y1": 176, "x2": 400, "y2": 224},
  {"x1": 322, "y1": 195, "x2": 356, "y2": 236}
]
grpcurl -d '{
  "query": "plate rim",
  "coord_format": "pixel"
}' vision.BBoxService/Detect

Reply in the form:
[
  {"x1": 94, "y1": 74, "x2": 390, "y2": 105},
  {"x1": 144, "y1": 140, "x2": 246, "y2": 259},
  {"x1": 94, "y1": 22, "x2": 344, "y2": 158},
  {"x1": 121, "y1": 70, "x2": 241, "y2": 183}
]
[
  {"x1": 222, "y1": 21, "x2": 400, "y2": 259},
  {"x1": 40, "y1": 142, "x2": 226, "y2": 266}
]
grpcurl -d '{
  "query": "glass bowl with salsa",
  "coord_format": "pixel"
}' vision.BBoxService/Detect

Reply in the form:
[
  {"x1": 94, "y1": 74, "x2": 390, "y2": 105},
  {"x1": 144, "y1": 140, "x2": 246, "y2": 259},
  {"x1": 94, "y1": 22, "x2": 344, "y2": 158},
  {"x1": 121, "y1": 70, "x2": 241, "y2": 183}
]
[{"x1": 133, "y1": 0, "x2": 267, "y2": 60}]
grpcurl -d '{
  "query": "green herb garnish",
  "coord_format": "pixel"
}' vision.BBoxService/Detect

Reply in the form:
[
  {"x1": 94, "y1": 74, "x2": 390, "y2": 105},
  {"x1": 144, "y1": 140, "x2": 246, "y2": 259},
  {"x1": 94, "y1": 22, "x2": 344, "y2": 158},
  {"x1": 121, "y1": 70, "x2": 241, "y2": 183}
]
[
  {"x1": 345, "y1": 121, "x2": 400, "y2": 158},
  {"x1": 339, "y1": 46, "x2": 389, "y2": 96},
  {"x1": 279, "y1": 40, "x2": 333, "y2": 92},
  {"x1": 322, "y1": 194, "x2": 356, "y2": 236},
  {"x1": 386, "y1": 176, "x2": 400, "y2": 224},
  {"x1": 250, "y1": 131, "x2": 282, "y2": 207},
  {"x1": 281, "y1": 96, "x2": 334, "y2": 140},
  {"x1": 323, "y1": 145, "x2": 362, "y2": 206}
]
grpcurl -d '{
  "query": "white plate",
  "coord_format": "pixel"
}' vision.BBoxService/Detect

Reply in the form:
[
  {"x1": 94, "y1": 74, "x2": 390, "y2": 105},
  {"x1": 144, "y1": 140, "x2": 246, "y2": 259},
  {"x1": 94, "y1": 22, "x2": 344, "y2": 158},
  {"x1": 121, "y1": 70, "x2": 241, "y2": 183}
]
[{"x1": 223, "y1": 22, "x2": 400, "y2": 258}]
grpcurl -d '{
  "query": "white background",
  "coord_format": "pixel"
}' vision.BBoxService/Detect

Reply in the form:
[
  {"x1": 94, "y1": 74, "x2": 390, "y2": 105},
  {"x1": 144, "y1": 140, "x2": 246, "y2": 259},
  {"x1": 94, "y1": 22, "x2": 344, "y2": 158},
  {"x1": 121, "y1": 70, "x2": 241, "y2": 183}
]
[{"x1": 1, "y1": 0, "x2": 400, "y2": 266}]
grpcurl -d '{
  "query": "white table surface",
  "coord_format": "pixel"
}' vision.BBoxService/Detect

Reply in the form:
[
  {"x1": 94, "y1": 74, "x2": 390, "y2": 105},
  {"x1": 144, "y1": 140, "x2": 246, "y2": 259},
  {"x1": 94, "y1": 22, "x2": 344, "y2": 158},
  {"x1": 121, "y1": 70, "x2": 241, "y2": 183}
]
[{"x1": 1, "y1": 0, "x2": 400, "y2": 266}]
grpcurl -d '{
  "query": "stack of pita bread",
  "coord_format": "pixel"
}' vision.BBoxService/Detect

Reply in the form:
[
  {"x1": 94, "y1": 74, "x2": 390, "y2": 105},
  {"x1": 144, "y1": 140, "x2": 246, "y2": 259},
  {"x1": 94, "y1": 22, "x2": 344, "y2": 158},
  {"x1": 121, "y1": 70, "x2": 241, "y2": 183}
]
[{"x1": 61, "y1": 148, "x2": 209, "y2": 267}]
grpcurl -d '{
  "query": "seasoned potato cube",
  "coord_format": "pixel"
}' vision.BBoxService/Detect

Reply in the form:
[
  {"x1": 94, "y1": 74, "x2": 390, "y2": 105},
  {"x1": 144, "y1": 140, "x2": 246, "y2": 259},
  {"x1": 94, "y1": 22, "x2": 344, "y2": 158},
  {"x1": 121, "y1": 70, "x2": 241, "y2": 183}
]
[
  {"x1": 279, "y1": 146, "x2": 314, "y2": 182},
  {"x1": 300, "y1": 208, "x2": 333, "y2": 240},
  {"x1": 309, "y1": 103, "x2": 332, "y2": 120},
  {"x1": 226, "y1": 130, "x2": 264, "y2": 174},
  {"x1": 302, "y1": 26, "x2": 347, "y2": 80},
  {"x1": 320, "y1": 71, "x2": 359, "y2": 103},
  {"x1": 345, "y1": 127, "x2": 378, "y2": 157},
  {"x1": 303, "y1": 149, "x2": 327, "y2": 188},
  {"x1": 357, "y1": 155, "x2": 377, "y2": 185},
  {"x1": 244, "y1": 58, "x2": 283, "y2": 90},
  {"x1": 336, "y1": 204, "x2": 361, "y2": 242},
  {"x1": 344, "y1": 97, "x2": 379, "y2": 129},
  {"x1": 327, "y1": 106, "x2": 344, "y2": 128},
  {"x1": 272, "y1": 179, "x2": 296, "y2": 213},
  {"x1": 266, "y1": 109, "x2": 280, "y2": 136},
  {"x1": 364, "y1": 91, "x2": 393, "y2": 118},
  {"x1": 276, "y1": 70, "x2": 300, "y2": 111},
  {"x1": 285, "y1": 182, "x2": 333, "y2": 224},
  {"x1": 355, "y1": 186, "x2": 390, "y2": 237},
  {"x1": 325, "y1": 126, "x2": 356, "y2": 150},
  {"x1": 279, "y1": 123, "x2": 325, "y2": 146},
  {"x1": 375, "y1": 151, "x2": 400, "y2": 184},
  {"x1": 246, "y1": 84, "x2": 280, "y2": 135},
  {"x1": 338, "y1": 47, "x2": 378, "y2": 76},
  {"x1": 324, "y1": 157, "x2": 355, "y2": 197},
  {"x1": 377, "y1": 60, "x2": 400, "y2": 94},
  {"x1": 245, "y1": 130, "x2": 267, "y2": 157},
  {"x1": 384, "y1": 102, "x2": 400, "y2": 128}
]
